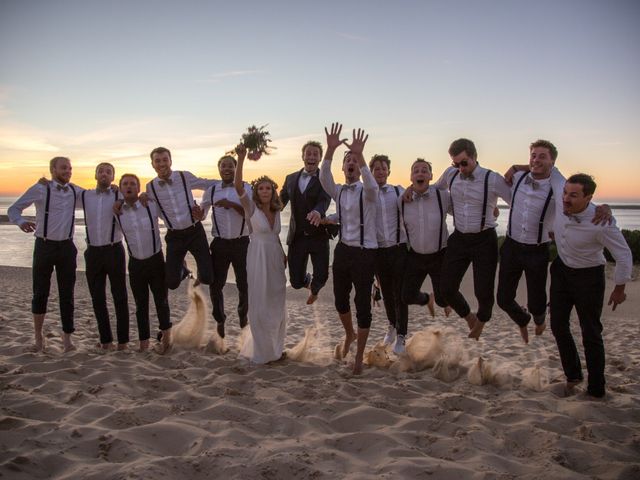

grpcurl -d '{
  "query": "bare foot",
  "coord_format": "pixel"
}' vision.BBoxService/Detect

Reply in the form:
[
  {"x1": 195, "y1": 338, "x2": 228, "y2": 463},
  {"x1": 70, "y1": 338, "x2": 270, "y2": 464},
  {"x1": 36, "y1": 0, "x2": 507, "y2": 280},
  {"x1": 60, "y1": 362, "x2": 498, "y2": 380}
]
[
  {"x1": 306, "y1": 293, "x2": 318, "y2": 305},
  {"x1": 139, "y1": 339, "x2": 150, "y2": 352},
  {"x1": 159, "y1": 328, "x2": 172, "y2": 354},
  {"x1": 519, "y1": 325, "x2": 529, "y2": 344},
  {"x1": 63, "y1": 343, "x2": 77, "y2": 353},
  {"x1": 352, "y1": 358, "x2": 364, "y2": 375},
  {"x1": 468, "y1": 320, "x2": 485, "y2": 340},
  {"x1": 342, "y1": 331, "x2": 357, "y2": 358},
  {"x1": 426, "y1": 293, "x2": 435, "y2": 317},
  {"x1": 34, "y1": 334, "x2": 46, "y2": 352},
  {"x1": 117, "y1": 343, "x2": 128, "y2": 351},
  {"x1": 101, "y1": 343, "x2": 115, "y2": 351},
  {"x1": 465, "y1": 313, "x2": 478, "y2": 331},
  {"x1": 444, "y1": 306, "x2": 452, "y2": 317},
  {"x1": 535, "y1": 322, "x2": 546, "y2": 336},
  {"x1": 193, "y1": 278, "x2": 201, "y2": 287}
]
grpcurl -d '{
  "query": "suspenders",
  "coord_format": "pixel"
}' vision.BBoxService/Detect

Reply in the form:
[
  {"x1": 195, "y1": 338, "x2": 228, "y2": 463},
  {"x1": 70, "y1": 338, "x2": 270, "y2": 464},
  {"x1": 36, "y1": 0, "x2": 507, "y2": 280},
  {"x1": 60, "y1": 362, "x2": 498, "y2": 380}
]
[
  {"x1": 81, "y1": 190, "x2": 117, "y2": 246},
  {"x1": 449, "y1": 169, "x2": 491, "y2": 231},
  {"x1": 392, "y1": 186, "x2": 401, "y2": 245},
  {"x1": 338, "y1": 186, "x2": 364, "y2": 247},
  {"x1": 43, "y1": 183, "x2": 76, "y2": 241},
  {"x1": 401, "y1": 189, "x2": 444, "y2": 253},
  {"x1": 507, "y1": 173, "x2": 554, "y2": 245},
  {"x1": 210, "y1": 183, "x2": 246, "y2": 238},
  {"x1": 149, "y1": 171, "x2": 194, "y2": 230},
  {"x1": 116, "y1": 205, "x2": 157, "y2": 257}
]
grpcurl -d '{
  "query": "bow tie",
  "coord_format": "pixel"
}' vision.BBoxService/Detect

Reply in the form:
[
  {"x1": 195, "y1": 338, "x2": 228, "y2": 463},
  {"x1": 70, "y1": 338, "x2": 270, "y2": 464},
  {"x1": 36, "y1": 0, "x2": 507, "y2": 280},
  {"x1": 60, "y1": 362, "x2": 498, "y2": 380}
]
[
  {"x1": 158, "y1": 178, "x2": 173, "y2": 186},
  {"x1": 460, "y1": 173, "x2": 475, "y2": 181},
  {"x1": 221, "y1": 182, "x2": 234, "y2": 189},
  {"x1": 123, "y1": 203, "x2": 138, "y2": 211},
  {"x1": 564, "y1": 212, "x2": 581, "y2": 223},
  {"x1": 414, "y1": 191, "x2": 430, "y2": 200},
  {"x1": 96, "y1": 188, "x2": 110, "y2": 195},
  {"x1": 301, "y1": 171, "x2": 316, "y2": 178},
  {"x1": 56, "y1": 184, "x2": 69, "y2": 192},
  {"x1": 344, "y1": 183, "x2": 359, "y2": 191},
  {"x1": 524, "y1": 176, "x2": 540, "y2": 190}
]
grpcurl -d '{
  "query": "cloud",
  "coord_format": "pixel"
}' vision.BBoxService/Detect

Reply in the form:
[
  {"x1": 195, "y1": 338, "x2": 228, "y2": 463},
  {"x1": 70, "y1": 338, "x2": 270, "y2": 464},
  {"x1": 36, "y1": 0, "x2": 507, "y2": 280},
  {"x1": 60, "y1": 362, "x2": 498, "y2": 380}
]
[{"x1": 336, "y1": 32, "x2": 370, "y2": 43}]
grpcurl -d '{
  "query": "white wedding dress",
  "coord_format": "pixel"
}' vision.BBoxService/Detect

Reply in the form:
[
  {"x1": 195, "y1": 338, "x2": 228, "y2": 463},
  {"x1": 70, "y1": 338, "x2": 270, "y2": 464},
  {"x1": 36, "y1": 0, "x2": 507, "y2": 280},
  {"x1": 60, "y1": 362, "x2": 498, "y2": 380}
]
[{"x1": 239, "y1": 197, "x2": 287, "y2": 364}]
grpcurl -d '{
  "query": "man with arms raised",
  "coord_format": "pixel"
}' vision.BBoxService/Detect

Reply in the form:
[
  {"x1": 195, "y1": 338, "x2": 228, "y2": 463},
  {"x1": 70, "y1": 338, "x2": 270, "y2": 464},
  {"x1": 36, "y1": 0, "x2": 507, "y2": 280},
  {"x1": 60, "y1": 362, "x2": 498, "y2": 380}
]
[
  {"x1": 201, "y1": 155, "x2": 251, "y2": 339},
  {"x1": 280, "y1": 140, "x2": 332, "y2": 305},
  {"x1": 320, "y1": 123, "x2": 377, "y2": 375},
  {"x1": 9, "y1": 156, "x2": 79, "y2": 352}
]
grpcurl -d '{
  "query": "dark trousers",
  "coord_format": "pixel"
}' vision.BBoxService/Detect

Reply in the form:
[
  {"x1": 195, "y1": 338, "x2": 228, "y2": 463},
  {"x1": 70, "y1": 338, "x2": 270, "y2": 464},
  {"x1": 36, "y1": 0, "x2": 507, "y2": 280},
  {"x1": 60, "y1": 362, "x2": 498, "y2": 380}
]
[
  {"x1": 497, "y1": 237, "x2": 549, "y2": 327},
  {"x1": 209, "y1": 236, "x2": 249, "y2": 327},
  {"x1": 165, "y1": 222, "x2": 213, "y2": 289},
  {"x1": 85, "y1": 243, "x2": 130, "y2": 344},
  {"x1": 440, "y1": 228, "x2": 498, "y2": 323},
  {"x1": 333, "y1": 243, "x2": 376, "y2": 329},
  {"x1": 288, "y1": 235, "x2": 330, "y2": 295},
  {"x1": 32, "y1": 237, "x2": 77, "y2": 333},
  {"x1": 402, "y1": 248, "x2": 448, "y2": 321},
  {"x1": 375, "y1": 244, "x2": 409, "y2": 335},
  {"x1": 129, "y1": 251, "x2": 172, "y2": 341},
  {"x1": 550, "y1": 258, "x2": 606, "y2": 397}
]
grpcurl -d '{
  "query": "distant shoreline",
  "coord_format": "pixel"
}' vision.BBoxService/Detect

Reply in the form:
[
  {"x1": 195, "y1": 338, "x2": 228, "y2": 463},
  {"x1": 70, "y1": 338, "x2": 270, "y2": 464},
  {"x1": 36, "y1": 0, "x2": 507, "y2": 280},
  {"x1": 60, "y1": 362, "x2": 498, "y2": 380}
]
[{"x1": 497, "y1": 204, "x2": 640, "y2": 210}]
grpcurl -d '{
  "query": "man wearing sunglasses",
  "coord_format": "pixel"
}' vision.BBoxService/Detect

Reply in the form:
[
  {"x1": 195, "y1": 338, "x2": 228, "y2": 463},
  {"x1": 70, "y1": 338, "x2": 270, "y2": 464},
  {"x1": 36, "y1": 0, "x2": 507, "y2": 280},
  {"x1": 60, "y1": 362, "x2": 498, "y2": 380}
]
[{"x1": 432, "y1": 138, "x2": 511, "y2": 340}]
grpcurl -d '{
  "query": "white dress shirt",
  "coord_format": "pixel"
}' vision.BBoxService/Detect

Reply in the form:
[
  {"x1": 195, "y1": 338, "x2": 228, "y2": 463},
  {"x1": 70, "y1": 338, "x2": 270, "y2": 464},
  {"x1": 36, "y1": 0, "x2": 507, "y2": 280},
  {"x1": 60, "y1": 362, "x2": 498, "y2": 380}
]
[
  {"x1": 201, "y1": 181, "x2": 252, "y2": 239},
  {"x1": 297, "y1": 170, "x2": 317, "y2": 193},
  {"x1": 79, "y1": 188, "x2": 124, "y2": 246},
  {"x1": 376, "y1": 184, "x2": 407, "y2": 247},
  {"x1": 9, "y1": 181, "x2": 80, "y2": 241},
  {"x1": 400, "y1": 187, "x2": 450, "y2": 254},
  {"x1": 549, "y1": 170, "x2": 632, "y2": 285},
  {"x1": 118, "y1": 201, "x2": 162, "y2": 260},
  {"x1": 146, "y1": 170, "x2": 215, "y2": 230},
  {"x1": 434, "y1": 165, "x2": 511, "y2": 233},
  {"x1": 320, "y1": 162, "x2": 378, "y2": 249},
  {"x1": 507, "y1": 171, "x2": 556, "y2": 245}
]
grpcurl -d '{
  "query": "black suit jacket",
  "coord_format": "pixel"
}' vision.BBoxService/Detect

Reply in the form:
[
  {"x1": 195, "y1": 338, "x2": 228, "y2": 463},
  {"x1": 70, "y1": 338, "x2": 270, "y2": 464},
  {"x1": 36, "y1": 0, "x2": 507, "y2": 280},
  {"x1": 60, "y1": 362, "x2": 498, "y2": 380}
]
[{"x1": 280, "y1": 169, "x2": 331, "y2": 245}]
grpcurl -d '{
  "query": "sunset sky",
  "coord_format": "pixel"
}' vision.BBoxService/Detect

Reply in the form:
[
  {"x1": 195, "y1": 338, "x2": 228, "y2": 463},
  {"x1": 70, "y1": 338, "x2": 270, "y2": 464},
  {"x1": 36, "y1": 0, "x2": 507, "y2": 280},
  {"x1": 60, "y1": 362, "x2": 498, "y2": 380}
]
[{"x1": 1, "y1": 0, "x2": 638, "y2": 200}]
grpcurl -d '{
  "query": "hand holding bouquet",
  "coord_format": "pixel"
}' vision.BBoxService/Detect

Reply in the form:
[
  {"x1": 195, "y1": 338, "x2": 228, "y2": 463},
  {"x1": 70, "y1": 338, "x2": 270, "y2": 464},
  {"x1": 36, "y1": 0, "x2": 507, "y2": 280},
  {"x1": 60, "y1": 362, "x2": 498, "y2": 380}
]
[{"x1": 232, "y1": 124, "x2": 274, "y2": 161}]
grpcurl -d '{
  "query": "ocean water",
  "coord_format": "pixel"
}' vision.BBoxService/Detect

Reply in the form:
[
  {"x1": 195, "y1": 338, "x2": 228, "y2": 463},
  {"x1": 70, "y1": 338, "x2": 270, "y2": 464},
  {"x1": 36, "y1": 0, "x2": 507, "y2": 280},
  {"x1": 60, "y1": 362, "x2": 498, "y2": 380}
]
[{"x1": 1, "y1": 196, "x2": 639, "y2": 274}]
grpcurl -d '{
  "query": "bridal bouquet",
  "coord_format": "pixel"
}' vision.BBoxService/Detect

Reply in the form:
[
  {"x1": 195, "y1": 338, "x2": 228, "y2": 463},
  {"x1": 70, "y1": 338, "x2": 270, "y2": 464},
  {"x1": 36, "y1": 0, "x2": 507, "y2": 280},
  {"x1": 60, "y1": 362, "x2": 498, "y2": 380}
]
[{"x1": 236, "y1": 124, "x2": 274, "y2": 160}]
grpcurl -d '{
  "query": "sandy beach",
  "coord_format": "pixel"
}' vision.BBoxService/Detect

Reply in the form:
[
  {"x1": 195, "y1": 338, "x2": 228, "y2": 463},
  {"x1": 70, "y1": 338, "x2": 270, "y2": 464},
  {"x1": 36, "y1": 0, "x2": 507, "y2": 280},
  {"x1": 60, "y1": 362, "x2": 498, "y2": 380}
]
[{"x1": 1, "y1": 264, "x2": 639, "y2": 479}]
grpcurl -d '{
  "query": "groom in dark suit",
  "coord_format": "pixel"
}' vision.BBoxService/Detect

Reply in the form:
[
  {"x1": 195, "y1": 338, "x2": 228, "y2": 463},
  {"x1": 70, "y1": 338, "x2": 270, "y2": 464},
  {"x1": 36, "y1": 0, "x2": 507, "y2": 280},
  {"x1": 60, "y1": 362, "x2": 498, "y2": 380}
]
[{"x1": 280, "y1": 141, "x2": 332, "y2": 304}]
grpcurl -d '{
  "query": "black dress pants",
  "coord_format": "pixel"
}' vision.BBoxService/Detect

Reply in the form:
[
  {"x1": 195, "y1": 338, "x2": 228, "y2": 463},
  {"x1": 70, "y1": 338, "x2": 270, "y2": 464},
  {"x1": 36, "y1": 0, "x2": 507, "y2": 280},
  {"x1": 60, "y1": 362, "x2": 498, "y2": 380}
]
[
  {"x1": 209, "y1": 236, "x2": 249, "y2": 327},
  {"x1": 165, "y1": 222, "x2": 213, "y2": 289},
  {"x1": 402, "y1": 248, "x2": 448, "y2": 325},
  {"x1": 287, "y1": 234, "x2": 330, "y2": 296},
  {"x1": 375, "y1": 244, "x2": 408, "y2": 335}
]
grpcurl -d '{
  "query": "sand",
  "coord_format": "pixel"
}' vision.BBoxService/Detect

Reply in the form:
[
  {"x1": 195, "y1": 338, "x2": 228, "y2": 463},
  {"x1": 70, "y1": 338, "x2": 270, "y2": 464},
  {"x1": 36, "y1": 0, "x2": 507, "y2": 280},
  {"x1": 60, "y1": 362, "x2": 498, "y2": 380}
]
[{"x1": 1, "y1": 264, "x2": 639, "y2": 479}]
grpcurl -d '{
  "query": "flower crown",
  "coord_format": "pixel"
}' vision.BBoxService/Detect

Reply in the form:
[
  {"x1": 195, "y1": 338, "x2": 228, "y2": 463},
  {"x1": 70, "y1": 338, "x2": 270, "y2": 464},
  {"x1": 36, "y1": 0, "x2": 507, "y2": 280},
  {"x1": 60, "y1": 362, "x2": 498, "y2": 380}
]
[{"x1": 251, "y1": 175, "x2": 278, "y2": 191}]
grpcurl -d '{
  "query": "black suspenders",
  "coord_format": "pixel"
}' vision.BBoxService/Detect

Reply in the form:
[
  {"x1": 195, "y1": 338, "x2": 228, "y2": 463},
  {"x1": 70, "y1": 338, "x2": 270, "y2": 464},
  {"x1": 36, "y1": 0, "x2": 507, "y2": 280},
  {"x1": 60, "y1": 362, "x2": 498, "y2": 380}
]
[
  {"x1": 116, "y1": 205, "x2": 155, "y2": 257},
  {"x1": 401, "y1": 189, "x2": 444, "y2": 253},
  {"x1": 338, "y1": 186, "x2": 364, "y2": 247},
  {"x1": 449, "y1": 169, "x2": 491, "y2": 231},
  {"x1": 43, "y1": 184, "x2": 76, "y2": 241},
  {"x1": 393, "y1": 186, "x2": 401, "y2": 245},
  {"x1": 508, "y1": 173, "x2": 554, "y2": 245},
  {"x1": 210, "y1": 183, "x2": 246, "y2": 238},
  {"x1": 149, "y1": 171, "x2": 195, "y2": 230},
  {"x1": 82, "y1": 190, "x2": 118, "y2": 246}
]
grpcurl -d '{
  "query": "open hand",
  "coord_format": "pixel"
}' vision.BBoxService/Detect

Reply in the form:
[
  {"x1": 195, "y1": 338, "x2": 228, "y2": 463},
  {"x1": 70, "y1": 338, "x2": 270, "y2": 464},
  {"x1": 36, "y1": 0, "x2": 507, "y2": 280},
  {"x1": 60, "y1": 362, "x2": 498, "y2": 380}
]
[{"x1": 324, "y1": 123, "x2": 347, "y2": 150}]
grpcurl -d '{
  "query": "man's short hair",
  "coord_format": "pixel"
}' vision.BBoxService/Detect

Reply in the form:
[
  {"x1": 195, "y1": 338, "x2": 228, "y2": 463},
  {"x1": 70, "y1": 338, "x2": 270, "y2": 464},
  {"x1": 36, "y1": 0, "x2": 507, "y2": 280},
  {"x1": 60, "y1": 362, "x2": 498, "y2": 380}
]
[
  {"x1": 218, "y1": 155, "x2": 237, "y2": 167},
  {"x1": 150, "y1": 146, "x2": 171, "y2": 160},
  {"x1": 95, "y1": 162, "x2": 115, "y2": 175},
  {"x1": 369, "y1": 154, "x2": 390, "y2": 170},
  {"x1": 448, "y1": 138, "x2": 477, "y2": 159},
  {"x1": 567, "y1": 173, "x2": 596, "y2": 196},
  {"x1": 411, "y1": 158, "x2": 432, "y2": 172},
  {"x1": 530, "y1": 139, "x2": 558, "y2": 161},
  {"x1": 49, "y1": 156, "x2": 70, "y2": 172},
  {"x1": 119, "y1": 173, "x2": 141, "y2": 189},
  {"x1": 302, "y1": 141, "x2": 323, "y2": 158}
]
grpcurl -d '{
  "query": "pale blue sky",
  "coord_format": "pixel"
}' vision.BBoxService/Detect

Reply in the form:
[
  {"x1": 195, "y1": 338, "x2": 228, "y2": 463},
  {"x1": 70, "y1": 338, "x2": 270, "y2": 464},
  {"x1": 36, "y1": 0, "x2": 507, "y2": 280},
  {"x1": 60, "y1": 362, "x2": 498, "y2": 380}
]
[{"x1": 1, "y1": 0, "x2": 639, "y2": 198}]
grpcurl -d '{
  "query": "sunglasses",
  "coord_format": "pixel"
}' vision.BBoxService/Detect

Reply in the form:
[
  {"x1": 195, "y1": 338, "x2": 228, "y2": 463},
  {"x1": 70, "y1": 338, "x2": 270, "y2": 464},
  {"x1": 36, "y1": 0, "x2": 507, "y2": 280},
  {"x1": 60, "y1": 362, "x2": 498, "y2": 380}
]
[{"x1": 451, "y1": 159, "x2": 469, "y2": 168}]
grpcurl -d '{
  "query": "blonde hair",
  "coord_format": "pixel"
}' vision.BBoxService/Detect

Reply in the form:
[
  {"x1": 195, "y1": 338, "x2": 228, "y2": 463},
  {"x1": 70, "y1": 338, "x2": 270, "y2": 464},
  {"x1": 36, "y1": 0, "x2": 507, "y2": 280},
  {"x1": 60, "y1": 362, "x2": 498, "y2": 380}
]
[{"x1": 251, "y1": 176, "x2": 282, "y2": 212}]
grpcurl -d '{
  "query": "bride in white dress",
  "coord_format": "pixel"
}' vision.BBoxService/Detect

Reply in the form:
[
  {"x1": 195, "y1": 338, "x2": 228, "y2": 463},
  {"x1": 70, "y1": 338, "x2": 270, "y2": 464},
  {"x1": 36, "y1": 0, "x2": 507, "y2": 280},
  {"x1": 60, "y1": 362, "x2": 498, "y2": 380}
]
[{"x1": 234, "y1": 144, "x2": 287, "y2": 364}]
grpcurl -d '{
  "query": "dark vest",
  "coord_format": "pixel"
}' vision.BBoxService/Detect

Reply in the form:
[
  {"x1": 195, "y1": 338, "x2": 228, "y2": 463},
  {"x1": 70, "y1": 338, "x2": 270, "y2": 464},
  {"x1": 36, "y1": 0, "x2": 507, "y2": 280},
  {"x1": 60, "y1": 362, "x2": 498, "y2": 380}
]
[{"x1": 292, "y1": 184, "x2": 326, "y2": 240}]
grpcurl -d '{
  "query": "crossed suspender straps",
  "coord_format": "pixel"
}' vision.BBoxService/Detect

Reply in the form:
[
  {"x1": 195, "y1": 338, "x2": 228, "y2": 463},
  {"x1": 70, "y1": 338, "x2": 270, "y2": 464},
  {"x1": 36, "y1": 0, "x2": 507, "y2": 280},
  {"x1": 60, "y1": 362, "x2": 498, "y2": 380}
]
[
  {"x1": 149, "y1": 171, "x2": 194, "y2": 230},
  {"x1": 449, "y1": 169, "x2": 491, "y2": 231},
  {"x1": 507, "y1": 173, "x2": 554, "y2": 245},
  {"x1": 81, "y1": 190, "x2": 118, "y2": 246},
  {"x1": 402, "y1": 189, "x2": 444, "y2": 253},
  {"x1": 43, "y1": 183, "x2": 76, "y2": 241}
]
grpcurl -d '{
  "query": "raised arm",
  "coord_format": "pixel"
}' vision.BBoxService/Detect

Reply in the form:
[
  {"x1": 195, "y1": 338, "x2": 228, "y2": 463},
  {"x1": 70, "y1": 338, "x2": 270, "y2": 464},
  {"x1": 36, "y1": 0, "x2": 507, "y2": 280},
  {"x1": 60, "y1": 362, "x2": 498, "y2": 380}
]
[
  {"x1": 319, "y1": 122, "x2": 347, "y2": 200},
  {"x1": 233, "y1": 144, "x2": 252, "y2": 214}
]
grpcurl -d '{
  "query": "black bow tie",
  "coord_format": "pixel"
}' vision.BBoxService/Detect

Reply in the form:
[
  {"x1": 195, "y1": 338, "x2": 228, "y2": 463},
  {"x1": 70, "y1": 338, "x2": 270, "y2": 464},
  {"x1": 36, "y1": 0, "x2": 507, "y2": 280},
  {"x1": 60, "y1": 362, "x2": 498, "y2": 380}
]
[
  {"x1": 158, "y1": 178, "x2": 173, "y2": 186},
  {"x1": 344, "y1": 183, "x2": 359, "y2": 191},
  {"x1": 56, "y1": 184, "x2": 69, "y2": 192},
  {"x1": 460, "y1": 173, "x2": 475, "y2": 181},
  {"x1": 414, "y1": 191, "x2": 430, "y2": 199},
  {"x1": 301, "y1": 171, "x2": 316, "y2": 178},
  {"x1": 524, "y1": 176, "x2": 540, "y2": 190}
]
